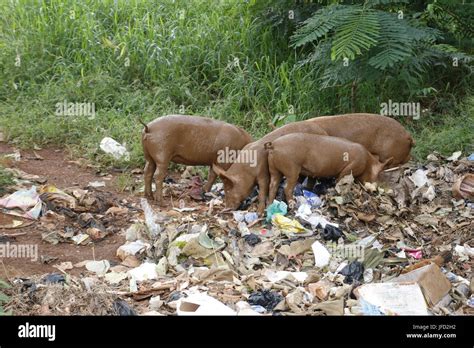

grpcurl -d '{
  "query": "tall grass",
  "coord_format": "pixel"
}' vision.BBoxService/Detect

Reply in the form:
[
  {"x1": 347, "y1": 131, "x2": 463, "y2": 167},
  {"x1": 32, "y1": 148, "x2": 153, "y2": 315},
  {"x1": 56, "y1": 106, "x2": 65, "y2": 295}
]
[{"x1": 0, "y1": 0, "x2": 471, "y2": 166}]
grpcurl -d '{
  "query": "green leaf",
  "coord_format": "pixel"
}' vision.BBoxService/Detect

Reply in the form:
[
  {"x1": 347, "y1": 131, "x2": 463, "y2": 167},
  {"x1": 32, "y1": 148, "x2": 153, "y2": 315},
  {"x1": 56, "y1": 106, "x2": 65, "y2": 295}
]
[
  {"x1": 0, "y1": 279, "x2": 11, "y2": 289},
  {"x1": 331, "y1": 9, "x2": 380, "y2": 61},
  {"x1": 291, "y1": 5, "x2": 356, "y2": 48},
  {"x1": 0, "y1": 308, "x2": 12, "y2": 316},
  {"x1": 0, "y1": 292, "x2": 10, "y2": 303}
]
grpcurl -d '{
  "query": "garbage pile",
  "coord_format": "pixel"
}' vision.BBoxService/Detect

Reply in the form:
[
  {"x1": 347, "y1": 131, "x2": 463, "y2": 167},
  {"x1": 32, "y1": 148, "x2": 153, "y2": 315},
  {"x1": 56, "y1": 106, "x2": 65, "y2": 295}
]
[
  {"x1": 0, "y1": 182, "x2": 138, "y2": 245},
  {"x1": 3, "y1": 151, "x2": 473, "y2": 315}
]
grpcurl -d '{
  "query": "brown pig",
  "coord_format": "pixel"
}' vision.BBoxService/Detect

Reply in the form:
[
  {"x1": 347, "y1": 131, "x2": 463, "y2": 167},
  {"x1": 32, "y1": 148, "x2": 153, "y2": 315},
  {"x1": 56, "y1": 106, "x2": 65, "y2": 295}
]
[
  {"x1": 141, "y1": 115, "x2": 253, "y2": 204},
  {"x1": 213, "y1": 121, "x2": 329, "y2": 213},
  {"x1": 213, "y1": 113, "x2": 413, "y2": 214},
  {"x1": 266, "y1": 133, "x2": 393, "y2": 204}
]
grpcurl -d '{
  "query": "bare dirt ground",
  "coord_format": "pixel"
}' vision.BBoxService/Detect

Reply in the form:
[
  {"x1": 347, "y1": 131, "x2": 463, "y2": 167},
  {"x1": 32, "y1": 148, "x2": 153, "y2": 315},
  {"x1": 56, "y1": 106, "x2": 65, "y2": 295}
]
[{"x1": 0, "y1": 143, "x2": 140, "y2": 278}]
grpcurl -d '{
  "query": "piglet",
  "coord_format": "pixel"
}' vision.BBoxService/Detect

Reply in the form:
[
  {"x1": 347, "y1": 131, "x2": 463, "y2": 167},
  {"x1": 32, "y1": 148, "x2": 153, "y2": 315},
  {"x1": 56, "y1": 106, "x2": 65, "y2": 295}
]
[
  {"x1": 141, "y1": 115, "x2": 253, "y2": 204},
  {"x1": 266, "y1": 133, "x2": 392, "y2": 205}
]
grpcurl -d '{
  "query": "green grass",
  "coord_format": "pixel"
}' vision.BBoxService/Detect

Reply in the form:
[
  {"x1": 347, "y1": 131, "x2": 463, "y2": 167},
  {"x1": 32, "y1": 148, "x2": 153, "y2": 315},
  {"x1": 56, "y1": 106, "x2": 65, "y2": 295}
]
[
  {"x1": 0, "y1": 165, "x2": 15, "y2": 194},
  {"x1": 412, "y1": 97, "x2": 474, "y2": 160},
  {"x1": 0, "y1": 0, "x2": 471, "y2": 167},
  {"x1": 0, "y1": 279, "x2": 11, "y2": 316}
]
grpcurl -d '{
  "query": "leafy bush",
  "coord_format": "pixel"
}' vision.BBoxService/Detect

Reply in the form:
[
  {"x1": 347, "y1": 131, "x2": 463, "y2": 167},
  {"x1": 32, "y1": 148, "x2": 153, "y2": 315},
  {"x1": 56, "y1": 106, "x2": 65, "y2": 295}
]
[{"x1": 0, "y1": 279, "x2": 11, "y2": 316}]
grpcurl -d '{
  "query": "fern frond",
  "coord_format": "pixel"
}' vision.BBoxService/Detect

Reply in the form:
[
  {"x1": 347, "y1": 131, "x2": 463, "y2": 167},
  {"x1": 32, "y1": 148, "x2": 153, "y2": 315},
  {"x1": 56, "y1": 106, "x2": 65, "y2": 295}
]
[
  {"x1": 331, "y1": 8, "x2": 380, "y2": 61},
  {"x1": 291, "y1": 5, "x2": 356, "y2": 48},
  {"x1": 368, "y1": 12, "x2": 441, "y2": 70},
  {"x1": 366, "y1": 0, "x2": 409, "y2": 6},
  {"x1": 368, "y1": 12, "x2": 412, "y2": 69}
]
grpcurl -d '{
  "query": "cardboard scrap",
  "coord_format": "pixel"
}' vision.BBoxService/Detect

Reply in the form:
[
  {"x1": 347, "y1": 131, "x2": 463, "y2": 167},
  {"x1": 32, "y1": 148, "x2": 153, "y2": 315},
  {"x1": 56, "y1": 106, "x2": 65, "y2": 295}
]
[
  {"x1": 355, "y1": 283, "x2": 429, "y2": 315},
  {"x1": 391, "y1": 263, "x2": 451, "y2": 307}
]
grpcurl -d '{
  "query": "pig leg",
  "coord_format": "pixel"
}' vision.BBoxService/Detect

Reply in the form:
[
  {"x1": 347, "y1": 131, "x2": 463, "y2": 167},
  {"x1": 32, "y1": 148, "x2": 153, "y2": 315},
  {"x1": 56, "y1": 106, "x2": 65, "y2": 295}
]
[
  {"x1": 153, "y1": 160, "x2": 170, "y2": 206},
  {"x1": 284, "y1": 175, "x2": 299, "y2": 207},
  {"x1": 268, "y1": 170, "x2": 282, "y2": 207},
  {"x1": 144, "y1": 160, "x2": 157, "y2": 199},
  {"x1": 337, "y1": 164, "x2": 356, "y2": 181},
  {"x1": 256, "y1": 176, "x2": 269, "y2": 215},
  {"x1": 203, "y1": 167, "x2": 217, "y2": 192},
  {"x1": 281, "y1": 164, "x2": 300, "y2": 206}
]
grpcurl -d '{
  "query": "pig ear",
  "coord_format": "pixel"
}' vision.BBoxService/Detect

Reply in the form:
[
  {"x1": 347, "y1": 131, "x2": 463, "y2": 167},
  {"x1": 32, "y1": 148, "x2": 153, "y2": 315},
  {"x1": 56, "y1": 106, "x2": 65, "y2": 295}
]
[
  {"x1": 381, "y1": 157, "x2": 394, "y2": 169},
  {"x1": 212, "y1": 164, "x2": 236, "y2": 187}
]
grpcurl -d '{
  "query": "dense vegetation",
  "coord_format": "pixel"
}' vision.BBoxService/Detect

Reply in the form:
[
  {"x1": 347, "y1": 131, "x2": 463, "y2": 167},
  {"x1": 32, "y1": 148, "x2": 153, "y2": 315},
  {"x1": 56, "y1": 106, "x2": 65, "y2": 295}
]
[{"x1": 0, "y1": 0, "x2": 472, "y2": 167}]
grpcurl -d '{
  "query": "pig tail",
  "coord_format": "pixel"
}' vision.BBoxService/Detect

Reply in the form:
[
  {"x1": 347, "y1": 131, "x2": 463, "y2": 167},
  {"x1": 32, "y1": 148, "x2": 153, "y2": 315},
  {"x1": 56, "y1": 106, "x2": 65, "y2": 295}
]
[{"x1": 264, "y1": 142, "x2": 273, "y2": 150}]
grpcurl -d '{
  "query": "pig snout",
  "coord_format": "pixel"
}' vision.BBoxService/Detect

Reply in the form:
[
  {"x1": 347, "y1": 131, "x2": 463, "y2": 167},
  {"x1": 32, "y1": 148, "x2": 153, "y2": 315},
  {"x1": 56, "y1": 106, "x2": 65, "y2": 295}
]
[
  {"x1": 361, "y1": 155, "x2": 394, "y2": 183},
  {"x1": 212, "y1": 163, "x2": 250, "y2": 211}
]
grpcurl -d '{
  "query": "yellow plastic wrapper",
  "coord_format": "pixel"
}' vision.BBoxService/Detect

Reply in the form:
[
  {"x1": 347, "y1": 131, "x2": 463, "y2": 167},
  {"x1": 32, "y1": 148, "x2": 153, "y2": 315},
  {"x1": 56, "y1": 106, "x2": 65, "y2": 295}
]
[
  {"x1": 40, "y1": 184, "x2": 65, "y2": 194},
  {"x1": 271, "y1": 213, "x2": 306, "y2": 233},
  {"x1": 39, "y1": 185, "x2": 77, "y2": 209}
]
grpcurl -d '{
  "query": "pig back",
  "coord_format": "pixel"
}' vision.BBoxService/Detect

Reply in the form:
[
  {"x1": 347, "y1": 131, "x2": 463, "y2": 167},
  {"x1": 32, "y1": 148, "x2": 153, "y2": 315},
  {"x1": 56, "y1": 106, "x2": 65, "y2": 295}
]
[
  {"x1": 309, "y1": 113, "x2": 413, "y2": 165},
  {"x1": 145, "y1": 115, "x2": 252, "y2": 165},
  {"x1": 260, "y1": 121, "x2": 328, "y2": 144}
]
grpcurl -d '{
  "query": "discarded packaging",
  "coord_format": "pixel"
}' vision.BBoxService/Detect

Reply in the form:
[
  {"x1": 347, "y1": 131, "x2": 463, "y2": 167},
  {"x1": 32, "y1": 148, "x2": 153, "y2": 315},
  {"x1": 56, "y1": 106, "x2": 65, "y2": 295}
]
[
  {"x1": 41, "y1": 273, "x2": 65, "y2": 284},
  {"x1": 312, "y1": 241, "x2": 331, "y2": 268},
  {"x1": 295, "y1": 203, "x2": 312, "y2": 218},
  {"x1": 88, "y1": 181, "x2": 106, "y2": 188},
  {"x1": 233, "y1": 211, "x2": 258, "y2": 225},
  {"x1": 302, "y1": 190, "x2": 322, "y2": 207},
  {"x1": 446, "y1": 151, "x2": 462, "y2": 161},
  {"x1": 355, "y1": 283, "x2": 429, "y2": 315},
  {"x1": 116, "y1": 240, "x2": 150, "y2": 261},
  {"x1": 127, "y1": 262, "x2": 158, "y2": 282},
  {"x1": 85, "y1": 260, "x2": 110, "y2": 276},
  {"x1": 99, "y1": 137, "x2": 130, "y2": 160},
  {"x1": 177, "y1": 292, "x2": 236, "y2": 315},
  {"x1": 140, "y1": 198, "x2": 161, "y2": 237},
  {"x1": 303, "y1": 213, "x2": 338, "y2": 229},
  {"x1": 278, "y1": 238, "x2": 314, "y2": 258},
  {"x1": 39, "y1": 185, "x2": 77, "y2": 209},
  {"x1": 272, "y1": 214, "x2": 306, "y2": 234},
  {"x1": 410, "y1": 169, "x2": 429, "y2": 188},
  {"x1": 243, "y1": 233, "x2": 261, "y2": 246},
  {"x1": 248, "y1": 289, "x2": 283, "y2": 311},
  {"x1": 235, "y1": 301, "x2": 262, "y2": 316},
  {"x1": 113, "y1": 299, "x2": 137, "y2": 316},
  {"x1": 105, "y1": 272, "x2": 128, "y2": 285},
  {"x1": 454, "y1": 243, "x2": 474, "y2": 261},
  {"x1": 232, "y1": 211, "x2": 245, "y2": 223},
  {"x1": 321, "y1": 224, "x2": 342, "y2": 241},
  {"x1": 125, "y1": 223, "x2": 145, "y2": 242},
  {"x1": 266, "y1": 200, "x2": 287, "y2": 222},
  {"x1": 452, "y1": 173, "x2": 474, "y2": 200},
  {"x1": 391, "y1": 263, "x2": 451, "y2": 307},
  {"x1": 339, "y1": 261, "x2": 364, "y2": 284},
  {"x1": 264, "y1": 270, "x2": 308, "y2": 283},
  {"x1": 0, "y1": 186, "x2": 42, "y2": 219},
  {"x1": 308, "y1": 279, "x2": 333, "y2": 300},
  {"x1": 198, "y1": 230, "x2": 226, "y2": 250},
  {"x1": 71, "y1": 233, "x2": 89, "y2": 245},
  {"x1": 244, "y1": 212, "x2": 258, "y2": 224},
  {"x1": 312, "y1": 298, "x2": 344, "y2": 315}
]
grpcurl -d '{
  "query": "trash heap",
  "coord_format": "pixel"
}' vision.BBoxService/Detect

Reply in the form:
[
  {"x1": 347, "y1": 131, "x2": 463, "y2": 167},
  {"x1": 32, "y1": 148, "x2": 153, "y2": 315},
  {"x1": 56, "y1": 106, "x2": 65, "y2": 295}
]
[
  {"x1": 4, "y1": 151, "x2": 473, "y2": 315},
  {"x1": 0, "y1": 177, "x2": 138, "y2": 245}
]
